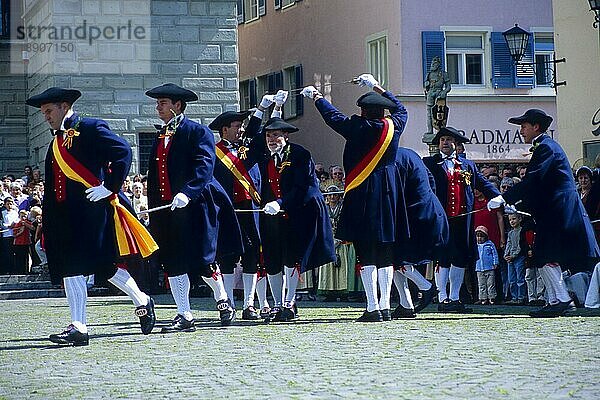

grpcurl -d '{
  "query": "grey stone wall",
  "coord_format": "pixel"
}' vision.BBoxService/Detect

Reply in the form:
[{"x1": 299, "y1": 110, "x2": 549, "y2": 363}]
[
  {"x1": 17, "y1": 0, "x2": 239, "y2": 176},
  {"x1": 0, "y1": 43, "x2": 28, "y2": 176}
]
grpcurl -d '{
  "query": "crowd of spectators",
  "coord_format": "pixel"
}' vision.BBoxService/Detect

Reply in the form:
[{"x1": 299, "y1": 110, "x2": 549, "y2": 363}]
[{"x1": 1, "y1": 166, "x2": 45, "y2": 275}]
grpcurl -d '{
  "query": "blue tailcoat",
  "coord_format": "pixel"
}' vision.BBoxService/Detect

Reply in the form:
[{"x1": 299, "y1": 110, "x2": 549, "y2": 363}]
[
  {"x1": 423, "y1": 154, "x2": 500, "y2": 266},
  {"x1": 503, "y1": 134, "x2": 599, "y2": 271},
  {"x1": 147, "y1": 117, "x2": 243, "y2": 273},
  {"x1": 244, "y1": 116, "x2": 335, "y2": 272},
  {"x1": 394, "y1": 147, "x2": 449, "y2": 264},
  {"x1": 43, "y1": 114, "x2": 133, "y2": 284},
  {"x1": 314, "y1": 91, "x2": 408, "y2": 243}
]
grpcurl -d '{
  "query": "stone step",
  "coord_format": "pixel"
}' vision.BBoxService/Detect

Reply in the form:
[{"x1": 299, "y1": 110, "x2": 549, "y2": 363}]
[
  {"x1": 0, "y1": 289, "x2": 65, "y2": 300},
  {"x1": 0, "y1": 274, "x2": 49, "y2": 284},
  {"x1": 0, "y1": 281, "x2": 54, "y2": 291},
  {"x1": 0, "y1": 286, "x2": 110, "y2": 300}
]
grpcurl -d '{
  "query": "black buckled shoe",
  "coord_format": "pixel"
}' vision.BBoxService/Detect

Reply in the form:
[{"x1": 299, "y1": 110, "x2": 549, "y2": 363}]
[
  {"x1": 161, "y1": 314, "x2": 196, "y2": 333},
  {"x1": 242, "y1": 306, "x2": 259, "y2": 320},
  {"x1": 437, "y1": 298, "x2": 450, "y2": 312},
  {"x1": 529, "y1": 300, "x2": 576, "y2": 318},
  {"x1": 49, "y1": 325, "x2": 89, "y2": 346},
  {"x1": 259, "y1": 306, "x2": 271, "y2": 319},
  {"x1": 279, "y1": 306, "x2": 298, "y2": 322},
  {"x1": 380, "y1": 309, "x2": 392, "y2": 321},
  {"x1": 414, "y1": 285, "x2": 437, "y2": 312},
  {"x1": 217, "y1": 299, "x2": 236, "y2": 326},
  {"x1": 135, "y1": 297, "x2": 156, "y2": 335},
  {"x1": 443, "y1": 300, "x2": 473, "y2": 313},
  {"x1": 391, "y1": 305, "x2": 417, "y2": 319},
  {"x1": 356, "y1": 310, "x2": 383, "y2": 322},
  {"x1": 265, "y1": 306, "x2": 282, "y2": 322}
]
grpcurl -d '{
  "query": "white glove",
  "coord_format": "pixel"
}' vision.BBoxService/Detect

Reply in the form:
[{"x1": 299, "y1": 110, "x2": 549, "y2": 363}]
[
  {"x1": 274, "y1": 90, "x2": 289, "y2": 107},
  {"x1": 300, "y1": 86, "x2": 319, "y2": 99},
  {"x1": 170, "y1": 192, "x2": 190, "y2": 210},
  {"x1": 85, "y1": 184, "x2": 112, "y2": 202},
  {"x1": 357, "y1": 73, "x2": 379, "y2": 89},
  {"x1": 487, "y1": 195, "x2": 506, "y2": 211},
  {"x1": 263, "y1": 200, "x2": 281, "y2": 215},
  {"x1": 260, "y1": 94, "x2": 275, "y2": 108},
  {"x1": 504, "y1": 204, "x2": 517, "y2": 215}
]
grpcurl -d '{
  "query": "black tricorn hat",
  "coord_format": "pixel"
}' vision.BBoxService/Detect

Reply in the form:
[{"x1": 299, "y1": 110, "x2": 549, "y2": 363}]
[
  {"x1": 208, "y1": 110, "x2": 251, "y2": 131},
  {"x1": 508, "y1": 109, "x2": 553, "y2": 132},
  {"x1": 263, "y1": 117, "x2": 299, "y2": 133},
  {"x1": 431, "y1": 126, "x2": 470, "y2": 145},
  {"x1": 145, "y1": 83, "x2": 198, "y2": 102},
  {"x1": 25, "y1": 87, "x2": 81, "y2": 108},
  {"x1": 356, "y1": 92, "x2": 397, "y2": 109}
]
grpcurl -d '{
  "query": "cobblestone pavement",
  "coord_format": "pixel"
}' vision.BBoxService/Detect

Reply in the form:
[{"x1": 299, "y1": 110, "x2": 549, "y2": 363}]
[{"x1": 0, "y1": 295, "x2": 598, "y2": 399}]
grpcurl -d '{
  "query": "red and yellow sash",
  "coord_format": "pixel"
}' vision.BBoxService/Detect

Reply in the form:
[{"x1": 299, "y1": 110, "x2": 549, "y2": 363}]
[
  {"x1": 51, "y1": 138, "x2": 158, "y2": 258},
  {"x1": 215, "y1": 142, "x2": 261, "y2": 204},
  {"x1": 344, "y1": 117, "x2": 394, "y2": 194}
]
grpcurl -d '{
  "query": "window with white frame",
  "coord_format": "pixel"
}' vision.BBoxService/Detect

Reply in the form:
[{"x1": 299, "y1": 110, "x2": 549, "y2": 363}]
[
  {"x1": 282, "y1": 0, "x2": 295, "y2": 8},
  {"x1": 244, "y1": 0, "x2": 259, "y2": 22},
  {"x1": 283, "y1": 66, "x2": 298, "y2": 118},
  {"x1": 534, "y1": 32, "x2": 554, "y2": 86},
  {"x1": 445, "y1": 34, "x2": 485, "y2": 86},
  {"x1": 366, "y1": 34, "x2": 388, "y2": 88}
]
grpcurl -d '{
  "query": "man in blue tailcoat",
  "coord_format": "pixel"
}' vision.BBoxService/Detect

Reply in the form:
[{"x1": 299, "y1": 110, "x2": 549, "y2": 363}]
[
  {"x1": 145, "y1": 83, "x2": 243, "y2": 331},
  {"x1": 303, "y1": 73, "x2": 408, "y2": 322},
  {"x1": 391, "y1": 146, "x2": 449, "y2": 318},
  {"x1": 27, "y1": 87, "x2": 157, "y2": 346},
  {"x1": 423, "y1": 127, "x2": 500, "y2": 313},
  {"x1": 209, "y1": 109, "x2": 263, "y2": 320},
  {"x1": 242, "y1": 95, "x2": 335, "y2": 322},
  {"x1": 488, "y1": 109, "x2": 600, "y2": 317}
]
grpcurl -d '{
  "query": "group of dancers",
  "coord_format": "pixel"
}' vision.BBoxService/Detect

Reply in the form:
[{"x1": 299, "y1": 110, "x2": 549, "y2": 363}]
[{"x1": 25, "y1": 72, "x2": 599, "y2": 346}]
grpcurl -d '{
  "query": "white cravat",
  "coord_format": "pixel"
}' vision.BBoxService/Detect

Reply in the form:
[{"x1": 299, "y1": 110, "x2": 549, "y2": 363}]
[
  {"x1": 53, "y1": 109, "x2": 74, "y2": 135},
  {"x1": 162, "y1": 113, "x2": 184, "y2": 146},
  {"x1": 441, "y1": 152, "x2": 459, "y2": 173}
]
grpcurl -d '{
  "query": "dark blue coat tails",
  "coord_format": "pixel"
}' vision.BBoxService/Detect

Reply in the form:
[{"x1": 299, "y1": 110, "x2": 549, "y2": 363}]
[
  {"x1": 394, "y1": 147, "x2": 449, "y2": 264},
  {"x1": 42, "y1": 114, "x2": 132, "y2": 284},
  {"x1": 147, "y1": 116, "x2": 243, "y2": 274},
  {"x1": 503, "y1": 134, "x2": 599, "y2": 271},
  {"x1": 314, "y1": 91, "x2": 409, "y2": 243}
]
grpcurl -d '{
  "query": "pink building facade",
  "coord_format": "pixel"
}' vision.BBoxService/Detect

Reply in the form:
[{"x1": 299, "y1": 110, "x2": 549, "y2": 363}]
[{"x1": 238, "y1": 0, "x2": 556, "y2": 167}]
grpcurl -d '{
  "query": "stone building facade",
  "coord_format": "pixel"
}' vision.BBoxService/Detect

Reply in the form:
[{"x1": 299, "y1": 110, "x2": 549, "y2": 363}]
[{"x1": 0, "y1": 0, "x2": 240, "y2": 177}]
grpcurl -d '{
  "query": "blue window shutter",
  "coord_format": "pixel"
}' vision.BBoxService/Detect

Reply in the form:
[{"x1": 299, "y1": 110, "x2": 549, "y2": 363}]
[
  {"x1": 249, "y1": 79, "x2": 257, "y2": 108},
  {"x1": 491, "y1": 32, "x2": 514, "y2": 88},
  {"x1": 259, "y1": 0, "x2": 266, "y2": 16},
  {"x1": 237, "y1": 0, "x2": 244, "y2": 24},
  {"x1": 422, "y1": 31, "x2": 445, "y2": 83},
  {"x1": 295, "y1": 64, "x2": 304, "y2": 116},
  {"x1": 516, "y1": 33, "x2": 535, "y2": 88},
  {"x1": 275, "y1": 0, "x2": 281, "y2": 10}
]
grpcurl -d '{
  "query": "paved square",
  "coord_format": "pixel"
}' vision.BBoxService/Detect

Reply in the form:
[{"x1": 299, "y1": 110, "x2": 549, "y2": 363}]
[{"x1": 0, "y1": 295, "x2": 598, "y2": 399}]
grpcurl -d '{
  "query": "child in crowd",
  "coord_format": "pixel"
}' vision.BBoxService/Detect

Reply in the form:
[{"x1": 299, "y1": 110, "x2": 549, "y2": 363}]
[
  {"x1": 475, "y1": 226, "x2": 498, "y2": 305},
  {"x1": 504, "y1": 214, "x2": 528, "y2": 304},
  {"x1": 11, "y1": 209, "x2": 34, "y2": 274},
  {"x1": 523, "y1": 225, "x2": 544, "y2": 305}
]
